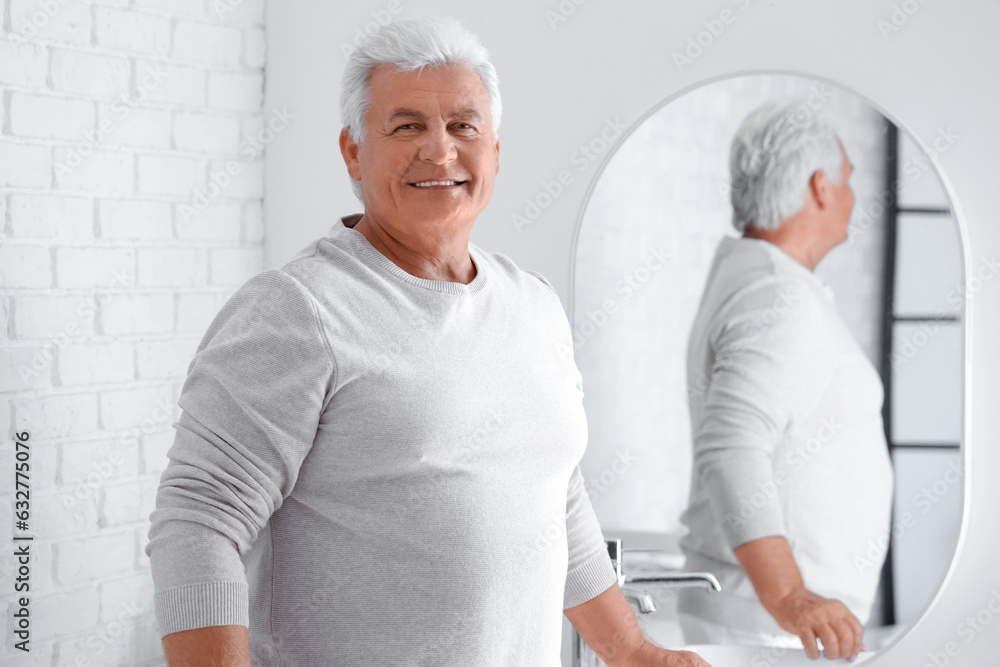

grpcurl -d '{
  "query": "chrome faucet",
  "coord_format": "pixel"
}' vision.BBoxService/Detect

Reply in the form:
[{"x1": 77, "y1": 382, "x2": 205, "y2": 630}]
[
  {"x1": 621, "y1": 588, "x2": 658, "y2": 614},
  {"x1": 608, "y1": 539, "x2": 722, "y2": 614},
  {"x1": 571, "y1": 539, "x2": 722, "y2": 667}
]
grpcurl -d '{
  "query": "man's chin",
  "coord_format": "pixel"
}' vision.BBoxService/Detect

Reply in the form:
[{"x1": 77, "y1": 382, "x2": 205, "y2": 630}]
[{"x1": 404, "y1": 204, "x2": 481, "y2": 230}]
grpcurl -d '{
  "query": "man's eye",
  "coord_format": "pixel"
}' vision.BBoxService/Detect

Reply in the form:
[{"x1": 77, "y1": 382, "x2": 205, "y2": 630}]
[{"x1": 395, "y1": 124, "x2": 416, "y2": 131}]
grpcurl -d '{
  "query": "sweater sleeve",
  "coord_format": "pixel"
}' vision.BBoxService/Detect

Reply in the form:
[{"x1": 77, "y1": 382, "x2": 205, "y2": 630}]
[
  {"x1": 522, "y1": 268, "x2": 619, "y2": 608},
  {"x1": 145, "y1": 268, "x2": 336, "y2": 637},
  {"x1": 563, "y1": 464, "x2": 620, "y2": 609},
  {"x1": 694, "y1": 277, "x2": 835, "y2": 549}
]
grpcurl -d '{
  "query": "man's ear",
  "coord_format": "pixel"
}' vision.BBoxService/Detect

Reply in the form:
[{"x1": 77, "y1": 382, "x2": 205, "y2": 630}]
[
  {"x1": 340, "y1": 127, "x2": 362, "y2": 181},
  {"x1": 494, "y1": 138, "x2": 500, "y2": 175},
  {"x1": 808, "y1": 169, "x2": 831, "y2": 209}
]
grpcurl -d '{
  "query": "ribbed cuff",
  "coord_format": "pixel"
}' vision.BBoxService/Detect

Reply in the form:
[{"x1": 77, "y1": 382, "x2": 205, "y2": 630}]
[
  {"x1": 563, "y1": 546, "x2": 620, "y2": 609},
  {"x1": 704, "y1": 458, "x2": 788, "y2": 548},
  {"x1": 724, "y1": 509, "x2": 787, "y2": 549},
  {"x1": 154, "y1": 580, "x2": 249, "y2": 638}
]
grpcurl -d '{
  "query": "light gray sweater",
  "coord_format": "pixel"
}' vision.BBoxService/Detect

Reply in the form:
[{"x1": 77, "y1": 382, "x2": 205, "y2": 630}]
[
  {"x1": 145, "y1": 216, "x2": 618, "y2": 666},
  {"x1": 678, "y1": 236, "x2": 894, "y2": 634}
]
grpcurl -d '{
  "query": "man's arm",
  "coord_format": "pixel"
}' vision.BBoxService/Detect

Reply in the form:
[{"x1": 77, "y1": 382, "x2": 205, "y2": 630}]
[
  {"x1": 162, "y1": 626, "x2": 250, "y2": 667},
  {"x1": 559, "y1": 466, "x2": 711, "y2": 666},
  {"x1": 564, "y1": 584, "x2": 710, "y2": 667},
  {"x1": 147, "y1": 269, "x2": 335, "y2": 658},
  {"x1": 733, "y1": 536, "x2": 863, "y2": 660},
  {"x1": 694, "y1": 281, "x2": 834, "y2": 550},
  {"x1": 694, "y1": 280, "x2": 865, "y2": 655}
]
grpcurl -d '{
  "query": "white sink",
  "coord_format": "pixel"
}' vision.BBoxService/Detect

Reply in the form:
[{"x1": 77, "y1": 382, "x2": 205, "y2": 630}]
[{"x1": 681, "y1": 644, "x2": 879, "y2": 665}]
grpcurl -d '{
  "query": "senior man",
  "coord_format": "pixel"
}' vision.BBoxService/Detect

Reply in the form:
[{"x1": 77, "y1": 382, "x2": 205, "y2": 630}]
[
  {"x1": 677, "y1": 99, "x2": 894, "y2": 661},
  {"x1": 146, "y1": 16, "x2": 708, "y2": 667}
]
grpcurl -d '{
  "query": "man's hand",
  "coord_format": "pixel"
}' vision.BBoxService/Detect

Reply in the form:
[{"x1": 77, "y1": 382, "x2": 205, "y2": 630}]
[
  {"x1": 565, "y1": 584, "x2": 712, "y2": 667},
  {"x1": 734, "y1": 535, "x2": 863, "y2": 661},
  {"x1": 769, "y1": 586, "x2": 864, "y2": 660},
  {"x1": 627, "y1": 638, "x2": 712, "y2": 666}
]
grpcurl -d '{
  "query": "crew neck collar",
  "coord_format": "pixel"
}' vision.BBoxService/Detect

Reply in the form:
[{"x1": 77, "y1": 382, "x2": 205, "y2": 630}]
[
  {"x1": 725, "y1": 235, "x2": 834, "y2": 300},
  {"x1": 336, "y1": 214, "x2": 488, "y2": 296},
  {"x1": 728, "y1": 235, "x2": 822, "y2": 282}
]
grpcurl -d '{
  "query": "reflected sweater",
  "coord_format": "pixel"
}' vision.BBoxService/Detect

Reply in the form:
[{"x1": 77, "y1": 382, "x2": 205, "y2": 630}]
[
  {"x1": 678, "y1": 236, "x2": 894, "y2": 634},
  {"x1": 145, "y1": 216, "x2": 618, "y2": 666}
]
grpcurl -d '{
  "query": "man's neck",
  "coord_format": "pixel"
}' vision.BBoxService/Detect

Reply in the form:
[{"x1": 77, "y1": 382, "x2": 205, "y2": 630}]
[
  {"x1": 743, "y1": 220, "x2": 832, "y2": 272},
  {"x1": 351, "y1": 214, "x2": 477, "y2": 284}
]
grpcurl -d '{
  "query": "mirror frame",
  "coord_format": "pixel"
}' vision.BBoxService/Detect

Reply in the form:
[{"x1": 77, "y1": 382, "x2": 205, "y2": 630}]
[{"x1": 568, "y1": 68, "x2": 973, "y2": 663}]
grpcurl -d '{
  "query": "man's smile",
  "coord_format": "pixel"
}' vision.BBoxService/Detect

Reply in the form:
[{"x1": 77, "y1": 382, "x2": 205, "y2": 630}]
[{"x1": 409, "y1": 179, "x2": 467, "y2": 188}]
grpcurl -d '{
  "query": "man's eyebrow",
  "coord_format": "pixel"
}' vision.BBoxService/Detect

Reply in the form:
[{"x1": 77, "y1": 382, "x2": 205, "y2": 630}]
[
  {"x1": 387, "y1": 107, "x2": 426, "y2": 123},
  {"x1": 385, "y1": 107, "x2": 483, "y2": 123},
  {"x1": 450, "y1": 107, "x2": 482, "y2": 121}
]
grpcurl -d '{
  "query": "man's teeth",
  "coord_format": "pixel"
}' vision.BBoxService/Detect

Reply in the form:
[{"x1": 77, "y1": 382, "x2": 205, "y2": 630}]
[{"x1": 413, "y1": 180, "x2": 460, "y2": 187}]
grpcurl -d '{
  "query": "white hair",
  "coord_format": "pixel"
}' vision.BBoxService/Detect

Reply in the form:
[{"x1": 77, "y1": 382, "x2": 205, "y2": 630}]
[
  {"x1": 729, "y1": 97, "x2": 845, "y2": 232},
  {"x1": 340, "y1": 16, "x2": 502, "y2": 203}
]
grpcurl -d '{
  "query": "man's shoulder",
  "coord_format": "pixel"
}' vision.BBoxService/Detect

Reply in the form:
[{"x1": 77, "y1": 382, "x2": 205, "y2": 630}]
[
  {"x1": 471, "y1": 243, "x2": 560, "y2": 299},
  {"x1": 275, "y1": 232, "x2": 360, "y2": 295},
  {"x1": 711, "y1": 273, "x2": 830, "y2": 343},
  {"x1": 198, "y1": 234, "x2": 358, "y2": 328},
  {"x1": 709, "y1": 240, "x2": 825, "y2": 317},
  {"x1": 280, "y1": 236, "x2": 329, "y2": 276},
  {"x1": 700, "y1": 243, "x2": 833, "y2": 350}
]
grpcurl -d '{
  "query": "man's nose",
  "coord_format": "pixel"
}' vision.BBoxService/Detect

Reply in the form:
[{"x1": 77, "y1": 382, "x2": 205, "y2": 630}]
[{"x1": 416, "y1": 124, "x2": 458, "y2": 164}]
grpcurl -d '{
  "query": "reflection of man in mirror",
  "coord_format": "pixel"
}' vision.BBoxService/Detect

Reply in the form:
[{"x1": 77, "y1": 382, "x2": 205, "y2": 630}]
[
  {"x1": 677, "y1": 98, "x2": 894, "y2": 661},
  {"x1": 146, "y1": 16, "x2": 710, "y2": 667}
]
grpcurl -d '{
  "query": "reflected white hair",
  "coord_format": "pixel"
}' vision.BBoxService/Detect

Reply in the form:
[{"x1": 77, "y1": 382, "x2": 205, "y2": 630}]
[
  {"x1": 729, "y1": 97, "x2": 845, "y2": 232},
  {"x1": 340, "y1": 16, "x2": 502, "y2": 203}
]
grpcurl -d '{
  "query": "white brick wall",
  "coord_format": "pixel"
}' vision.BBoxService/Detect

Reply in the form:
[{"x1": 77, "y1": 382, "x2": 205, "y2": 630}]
[
  {"x1": 9, "y1": 194, "x2": 93, "y2": 238},
  {"x1": 55, "y1": 246, "x2": 136, "y2": 289},
  {"x1": 101, "y1": 294, "x2": 174, "y2": 335},
  {"x1": 173, "y1": 21, "x2": 243, "y2": 66},
  {"x1": 9, "y1": 0, "x2": 93, "y2": 47},
  {"x1": 9, "y1": 94, "x2": 95, "y2": 141},
  {"x1": 94, "y1": 7, "x2": 172, "y2": 55},
  {"x1": 0, "y1": 41, "x2": 47, "y2": 87},
  {"x1": 137, "y1": 154, "x2": 207, "y2": 195},
  {"x1": 12, "y1": 295, "x2": 97, "y2": 338},
  {"x1": 60, "y1": 438, "x2": 141, "y2": 485},
  {"x1": 174, "y1": 112, "x2": 242, "y2": 153},
  {"x1": 136, "y1": 247, "x2": 205, "y2": 286},
  {"x1": 53, "y1": 147, "x2": 134, "y2": 193},
  {"x1": 99, "y1": 200, "x2": 173, "y2": 240},
  {"x1": 57, "y1": 341, "x2": 136, "y2": 386},
  {"x1": 0, "y1": 2, "x2": 266, "y2": 663},
  {"x1": 175, "y1": 202, "x2": 242, "y2": 241},
  {"x1": 96, "y1": 104, "x2": 173, "y2": 150},
  {"x1": 135, "y1": 337, "x2": 200, "y2": 380},
  {"x1": 135, "y1": 60, "x2": 207, "y2": 107},
  {"x1": 49, "y1": 50, "x2": 131, "y2": 98},
  {"x1": 0, "y1": 244, "x2": 52, "y2": 287},
  {"x1": 0, "y1": 143, "x2": 51, "y2": 187},
  {"x1": 208, "y1": 70, "x2": 264, "y2": 112}
]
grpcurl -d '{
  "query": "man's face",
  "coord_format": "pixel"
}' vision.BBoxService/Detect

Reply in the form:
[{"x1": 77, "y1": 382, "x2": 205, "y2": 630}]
[
  {"x1": 828, "y1": 140, "x2": 855, "y2": 242},
  {"x1": 342, "y1": 63, "x2": 500, "y2": 236}
]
